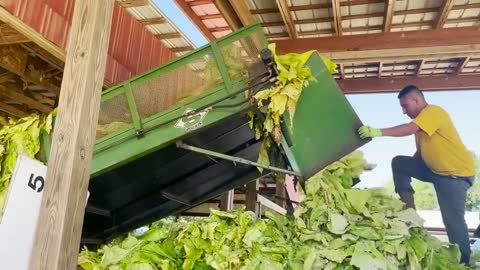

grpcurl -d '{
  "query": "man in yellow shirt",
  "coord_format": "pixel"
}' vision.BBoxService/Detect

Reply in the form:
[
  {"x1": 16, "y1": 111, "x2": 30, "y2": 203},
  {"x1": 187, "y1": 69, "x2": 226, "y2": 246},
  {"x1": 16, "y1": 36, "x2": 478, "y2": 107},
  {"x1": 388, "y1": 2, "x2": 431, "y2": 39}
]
[{"x1": 358, "y1": 85, "x2": 476, "y2": 265}]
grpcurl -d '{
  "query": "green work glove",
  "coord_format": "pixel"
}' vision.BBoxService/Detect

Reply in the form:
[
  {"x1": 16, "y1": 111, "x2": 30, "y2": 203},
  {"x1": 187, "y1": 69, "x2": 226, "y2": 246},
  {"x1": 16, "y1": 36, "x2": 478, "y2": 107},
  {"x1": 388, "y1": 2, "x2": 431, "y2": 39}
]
[{"x1": 358, "y1": 126, "x2": 382, "y2": 139}]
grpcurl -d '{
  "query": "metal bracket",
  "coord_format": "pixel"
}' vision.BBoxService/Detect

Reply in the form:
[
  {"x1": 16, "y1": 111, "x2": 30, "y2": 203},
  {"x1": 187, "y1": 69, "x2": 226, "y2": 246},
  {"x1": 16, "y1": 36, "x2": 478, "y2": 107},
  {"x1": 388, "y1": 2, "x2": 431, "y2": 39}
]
[{"x1": 176, "y1": 140, "x2": 302, "y2": 177}]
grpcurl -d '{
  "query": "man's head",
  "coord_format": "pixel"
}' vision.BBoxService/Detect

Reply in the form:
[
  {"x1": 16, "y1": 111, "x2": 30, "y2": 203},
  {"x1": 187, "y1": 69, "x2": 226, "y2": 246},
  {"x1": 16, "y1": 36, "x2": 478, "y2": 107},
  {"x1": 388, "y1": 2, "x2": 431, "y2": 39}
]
[{"x1": 398, "y1": 85, "x2": 427, "y2": 119}]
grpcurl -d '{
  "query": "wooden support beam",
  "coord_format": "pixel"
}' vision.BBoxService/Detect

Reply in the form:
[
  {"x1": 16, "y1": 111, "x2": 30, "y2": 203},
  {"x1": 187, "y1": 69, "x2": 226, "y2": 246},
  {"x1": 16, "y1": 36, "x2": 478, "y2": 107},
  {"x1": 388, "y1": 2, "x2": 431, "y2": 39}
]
[
  {"x1": 0, "y1": 7, "x2": 65, "y2": 62},
  {"x1": 227, "y1": 0, "x2": 254, "y2": 28},
  {"x1": 155, "y1": 32, "x2": 181, "y2": 39},
  {"x1": 275, "y1": 182, "x2": 286, "y2": 208},
  {"x1": 331, "y1": 0, "x2": 342, "y2": 35},
  {"x1": 0, "y1": 72, "x2": 16, "y2": 83},
  {"x1": 199, "y1": 14, "x2": 223, "y2": 20},
  {"x1": 378, "y1": 62, "x2": 383, "y2": 78},
  {"x1": 275, "y1": 27, "x2": 480, "y2": 53},
  {"x1": 0, "y1": 84, "x2": 52, "y2": 113},
  {"x1": 0, "y1": 24, "x2": 29, "y2": 45},
  {"x1": 245, "y1": 180, "x2": 259, "y2": 215},
  {"x1": 0, "y1": 100, "x2": 27, "y2": 118},
  {"x1": 288, "y1": 0, "x2": 383, "y2": 11},
  {"x1": 326, "y1": 45, "x2": 480, "y2": 64},
  {"x1": 188, "y1": 0, "x2": 213, "y2": 6},
  {"x1": 0, "y1": 44, "x2": 61, "y2": 95},
  {"x1": 415, "y1": 59, "x2": 425, "y2": 76},
  {"x1": 455, "y1": 57, "x2": 470, "y2": 74},
  {"x1": 138, "y1": 17, "x2": 167, "y2": 25},
  {"x1": 213, "y1": 0, "x2": 242, "y2": 29},
  {"x1": 383, "y1": 0, "x2": 395, "y2": 32},
  {"x1": 174, "y1": 0, "x2": 216, "y2": 41},
  {"x1": 219, "y1": 190, "x2": 235, "y2": 211},
  {"x1": 275, "y1": 0, "x2": 297, "y2": 38},
  {"x1": 251, "y1": 7, "x2": 279, "y2": 14},
  {"x1": 210, "y1": 26, "x2": 231, "y2": 32},
  {"x1": 117, "y1": 0, "x2": 150, "y2": 8},
  {"x1": 31, "y1": 0, "x2": 114, "y2": 269},
  {"x1": 169, "y1": 46, "x2": 194, "y2": 52},
  {"x1": 338, "y1": 74, "x2": 480, "y2": 94},
  {"x1": 339, "y1": 64, "x2": 345, "y2": 80},
  {"x1": 434, "y1": 0, "x2": 454, "y2": 28}
]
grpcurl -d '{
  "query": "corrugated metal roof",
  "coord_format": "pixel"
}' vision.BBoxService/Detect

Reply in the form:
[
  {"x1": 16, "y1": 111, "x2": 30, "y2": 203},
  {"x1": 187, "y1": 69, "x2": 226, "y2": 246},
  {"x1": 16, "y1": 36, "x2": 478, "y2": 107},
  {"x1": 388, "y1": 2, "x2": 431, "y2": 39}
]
[
  {"x1": 119, "y1": 1, "x2": 197, "y2": 53},
  {"x1": 176, "y1": 0, "x2": 480, "y2": 85}
]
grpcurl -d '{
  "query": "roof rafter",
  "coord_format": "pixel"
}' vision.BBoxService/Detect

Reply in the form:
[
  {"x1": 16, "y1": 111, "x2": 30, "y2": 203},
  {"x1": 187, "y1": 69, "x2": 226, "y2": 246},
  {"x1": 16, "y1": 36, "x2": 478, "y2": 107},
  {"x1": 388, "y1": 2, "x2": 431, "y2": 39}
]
[
  {"x1": 331, "y1": 0, "x2": 342, "y2": 36},
  {"x1": 275, "y1": 0, "x2": 297, "y2": 38},
  {"x1": 226, "y1": 0, "x2": 254, "y2": 28},
  {"x1": 0, "y1": 100, "x2": 27, "y2": 118},
  {"x1": 383, "y1": 0, "x2": 395, "y2": 32},
  {"x1": 212, "y1": 1, "x2": 242, "y2": 30},
  {"x1": 275, "y1": 27, "x2": 480, "y2": 53},
  {"x1": 455, "y1": 57, "x2": 470, "y2": 74},
  {"x1": 174, "y1": 0, "x2": 216, "y2": 41},
  {"x1": 415, "y1": 60, "x2": 425, "y2": 76},
  {"x1": 117, "y1": 0, "x2": 150, "y2": 8},
  {"x1": 338, "y1": 74, "x2": 480, "y2": 94},
  {"x1": 434, "y1": 0, "x2": 455, "y2": 28}
]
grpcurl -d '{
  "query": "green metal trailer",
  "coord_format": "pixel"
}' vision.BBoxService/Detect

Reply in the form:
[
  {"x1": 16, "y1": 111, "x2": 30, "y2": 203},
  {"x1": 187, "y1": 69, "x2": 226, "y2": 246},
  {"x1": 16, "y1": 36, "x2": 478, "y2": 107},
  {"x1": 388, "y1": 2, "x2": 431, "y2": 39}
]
[{"x1": 44, "y1": 23, "x2": 367, "y2": 243}]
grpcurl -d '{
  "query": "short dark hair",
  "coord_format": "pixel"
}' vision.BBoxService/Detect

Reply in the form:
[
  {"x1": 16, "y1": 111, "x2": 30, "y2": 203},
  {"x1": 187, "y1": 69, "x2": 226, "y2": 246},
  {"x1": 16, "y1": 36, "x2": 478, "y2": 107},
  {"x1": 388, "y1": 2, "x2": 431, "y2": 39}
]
[{"x1": 398, "y1": 85, "x2": 423, "y2": 99}]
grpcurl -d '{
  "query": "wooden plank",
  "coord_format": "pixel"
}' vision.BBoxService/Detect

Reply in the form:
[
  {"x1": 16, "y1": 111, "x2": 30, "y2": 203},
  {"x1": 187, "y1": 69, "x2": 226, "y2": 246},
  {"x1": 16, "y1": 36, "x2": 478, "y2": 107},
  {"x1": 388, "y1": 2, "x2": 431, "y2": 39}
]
[
  {"x1": 275, "y1": 182, "x2": 286, "y2": 208},
  {"x1": 415, "y1": 59, "x2": 425, "y2": 76},
  {"x1": 213, "y1": 0, "x2": 242, "y2": 29},
  {"x1": 455, "y1": 57, "x2": 470, "y2": 74},
  {"x1": 188, "y1": 0, "x2": 213, "y2": 6},
  {"x1": 210, "y1": 26, "x2": 231, "y2": 32},
  {"x1": 338, "y1": 74, "x2": 480, "y2": 94},
  {"x1": 0, "y1": 7, "x2": 65, "y2": 62},
  {"x1": 155, "y1": 32, "x2": 181, "y2": 39},
  {"x1": 383, "y1": 0, "x2": 395, "y2": 32},
  {"x1": 138, "y1": 17, "x2": 166, "y2": 25},
  {"x1": 0, "y1": 84, "x2": 52, "y2": 113},
  {"x1": 274, "y1": 27, "x2": 480, "y2": 53},
  {"x1": 0, "y1": 24, "x2": 29, "y2": 45},
  {"x1": 30, "y1": 0, "x2": 114, "y2": 269},
  {"x1": 245, "y1": 180, "x2": 259, "y2": 215},
  {"x1": 117, "y1": 0, "x2": 149, "y2": 8},
  {"x1": 0, "y1": 44, "x2": 28, "y2": 75},
  {"x1": 251, "y1": 7, "x2": 279, "y2": 14},
  {"x1": 219, "y1": 190, "x2": 234, "y2": 211},
  {"x1": 199, "y1": 14, "x2": 223, "y2": 20},
  {"x1": 331, "y1": 0, "x2": 342, "y2": 35},
  {"x1": 169, "y1": 46, "x2": 194, "y2": 52},
  {"x1": 0, "y1": 100, "x2": 27, "y2": 118},
  {"x1": 434, "y1": 0, "x2": 454, "y2": 28},
  {"x1": 0, "y1": 72, "x2": 16, "y2": 83},
  {"x1": 276, "y1": 0, "x2": 297, "y2": 38},
  {"x1": 227, "y1": 0, "x2": 254, "y2": 27},
  {"x1": 325, "y1": 45, "x2": 480, "y2": 63},
  {"x1": 174, "y1": 0, "x2": 216, "y2": 41},
  {"x1": 288, "y1": 0, "x2": 383, "y2": 11},
  {"x1": 339, "y1": 64, "x2": 345, "y2": 79}
]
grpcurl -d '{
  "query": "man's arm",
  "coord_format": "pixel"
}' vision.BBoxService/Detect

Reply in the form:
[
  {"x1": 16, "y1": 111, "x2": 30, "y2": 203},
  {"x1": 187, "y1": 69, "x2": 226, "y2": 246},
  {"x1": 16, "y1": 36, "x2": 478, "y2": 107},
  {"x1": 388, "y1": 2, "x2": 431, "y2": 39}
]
[{"x1": 380, "y1": 122, "x2": 420, "y2": 137}]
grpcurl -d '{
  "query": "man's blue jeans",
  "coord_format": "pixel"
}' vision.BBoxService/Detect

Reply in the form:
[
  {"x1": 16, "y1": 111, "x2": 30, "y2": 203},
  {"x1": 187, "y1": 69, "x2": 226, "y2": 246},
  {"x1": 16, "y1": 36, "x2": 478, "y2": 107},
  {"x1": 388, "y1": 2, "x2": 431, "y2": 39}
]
[{"x1": 392, "y1": 155, "x2": 474, "y2": 265}]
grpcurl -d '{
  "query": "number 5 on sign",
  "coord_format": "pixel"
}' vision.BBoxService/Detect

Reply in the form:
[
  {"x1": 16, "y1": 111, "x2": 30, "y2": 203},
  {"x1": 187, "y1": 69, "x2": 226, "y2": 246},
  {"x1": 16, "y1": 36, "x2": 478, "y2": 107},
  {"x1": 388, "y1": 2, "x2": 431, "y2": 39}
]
[{"x1": 0, "y1": 155, "x2": 47, "y2": 270}]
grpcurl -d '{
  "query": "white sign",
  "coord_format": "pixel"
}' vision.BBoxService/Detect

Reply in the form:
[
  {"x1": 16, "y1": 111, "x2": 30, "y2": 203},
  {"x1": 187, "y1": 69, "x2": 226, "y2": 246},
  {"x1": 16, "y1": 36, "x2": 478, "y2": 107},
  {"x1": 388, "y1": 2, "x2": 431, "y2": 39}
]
[
  {"x1": 0, "y1": 155, "x2": 47, "y2": 269},
  {"x1": 175, "y1": 108, "x2": 209, "y2": 131}
]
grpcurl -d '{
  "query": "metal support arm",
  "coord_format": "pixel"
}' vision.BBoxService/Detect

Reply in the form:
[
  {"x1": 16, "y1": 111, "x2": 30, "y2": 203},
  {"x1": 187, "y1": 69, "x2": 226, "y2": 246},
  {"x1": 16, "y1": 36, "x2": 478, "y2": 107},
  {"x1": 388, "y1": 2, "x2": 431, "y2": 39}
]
[{"x1": 176, "y1": 140, "x2": 302, "y2": 177}]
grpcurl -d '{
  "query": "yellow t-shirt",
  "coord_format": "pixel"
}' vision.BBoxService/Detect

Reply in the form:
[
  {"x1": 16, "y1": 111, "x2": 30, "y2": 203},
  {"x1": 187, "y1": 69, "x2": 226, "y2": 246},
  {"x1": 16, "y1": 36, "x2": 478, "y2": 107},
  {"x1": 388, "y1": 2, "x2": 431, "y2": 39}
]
[{"x1": 413, "y1": 104, "x2": 475, "y2": 177}]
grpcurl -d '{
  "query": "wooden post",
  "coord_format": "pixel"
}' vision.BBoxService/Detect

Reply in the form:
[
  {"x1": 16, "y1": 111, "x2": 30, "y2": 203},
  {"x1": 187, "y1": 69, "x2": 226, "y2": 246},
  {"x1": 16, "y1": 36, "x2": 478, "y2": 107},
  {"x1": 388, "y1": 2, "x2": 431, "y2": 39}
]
[
  {"x1": 245, "y1": 180, "x2": 259, "y2": 215},
  {"x1": 219, "y1": 190, "x2": 235, "y2": 211},
  {"x1": 30, "y1": 0, "x2": 114, "y2": 269}
]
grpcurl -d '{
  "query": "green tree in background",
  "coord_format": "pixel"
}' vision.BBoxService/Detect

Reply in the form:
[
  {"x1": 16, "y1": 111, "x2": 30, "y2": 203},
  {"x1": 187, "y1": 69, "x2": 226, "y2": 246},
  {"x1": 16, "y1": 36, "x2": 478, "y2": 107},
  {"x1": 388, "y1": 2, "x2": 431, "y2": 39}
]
[{"x1": 383, "y1": 152, "x2": 480, "y2": 211}]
